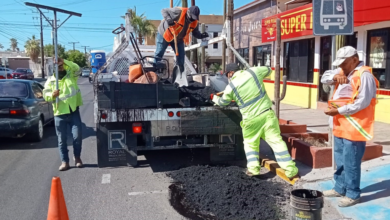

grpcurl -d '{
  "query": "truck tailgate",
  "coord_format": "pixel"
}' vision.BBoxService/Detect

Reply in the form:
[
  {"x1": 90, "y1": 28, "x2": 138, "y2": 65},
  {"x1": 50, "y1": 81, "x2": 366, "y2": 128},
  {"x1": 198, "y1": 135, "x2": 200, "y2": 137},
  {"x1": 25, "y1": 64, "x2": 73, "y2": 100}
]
[{"x1": 180, "y1": 108, "x2": 242, "y2": 135}]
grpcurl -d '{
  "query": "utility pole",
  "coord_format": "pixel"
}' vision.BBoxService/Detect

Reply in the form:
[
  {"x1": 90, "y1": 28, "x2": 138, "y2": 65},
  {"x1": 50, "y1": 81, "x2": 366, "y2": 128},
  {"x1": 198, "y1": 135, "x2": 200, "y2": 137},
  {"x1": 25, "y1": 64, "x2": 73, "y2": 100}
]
[
  {"x1": 227, "y1": 0, "x2": 234, "y2": 63},
  {"x1": 222, "y1": 0, "x2": 227, "y2": 73},
  {"x1": 201, "y1": 23, "x2": 205, "y2": 73},
  {"x1": 274, "y1": 18, "x2": 281, "y2": 118},
  {"x1": 68, "y1": 42, "x2": 79, "y2": 51},
  {"x1": 182, "y1": 0, "x2": 188, "y2": 7},
  {"x1": 81, "y1": 45, "x2": 89, "y2": 56},
  {"x1": 40, "y1": 14, "x2": 45, "y2": 78}
]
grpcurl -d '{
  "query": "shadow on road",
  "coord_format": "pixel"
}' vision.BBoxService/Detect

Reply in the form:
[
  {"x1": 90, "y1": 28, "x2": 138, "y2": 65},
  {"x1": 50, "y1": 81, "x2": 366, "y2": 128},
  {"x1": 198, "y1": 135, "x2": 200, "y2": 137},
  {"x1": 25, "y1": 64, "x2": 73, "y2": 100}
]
[
  {"x1": 0, "y1": 126, "x2": 57, "y2": 150},
  {"x1": 361, "y1": 179, "x2": 390, "y2": 204},
  {"x1": 138, "y1": 148, "x2": 246, "y2": 173}
]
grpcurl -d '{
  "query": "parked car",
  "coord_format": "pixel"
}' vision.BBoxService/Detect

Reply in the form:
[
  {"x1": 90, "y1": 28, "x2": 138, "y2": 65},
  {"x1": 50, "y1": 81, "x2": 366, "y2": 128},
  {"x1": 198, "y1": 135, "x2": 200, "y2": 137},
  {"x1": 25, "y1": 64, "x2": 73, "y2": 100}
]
[
  {"x1": 12, "y1": 68, "x2": 34, "y2": 80},
  {"x1": 0, "y1": 79, "x2": 54, "y2": 141},
  {"x1": 89, "y1": 72, "x2": 95, "y2": 83},
  {"x1": 0, "y1": 67, "x2": 14, "y2": 79},
  {"x1": 82, "y1": 69, "x2": 90, "y2": 77}
]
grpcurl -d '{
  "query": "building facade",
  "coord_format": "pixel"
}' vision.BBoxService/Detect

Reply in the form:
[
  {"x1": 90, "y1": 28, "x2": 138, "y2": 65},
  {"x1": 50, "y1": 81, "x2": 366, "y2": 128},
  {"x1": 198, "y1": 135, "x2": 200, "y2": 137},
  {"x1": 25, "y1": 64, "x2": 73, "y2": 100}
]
[{"x1": 233, "y1": 0, "x2": 390, "y2": 123}]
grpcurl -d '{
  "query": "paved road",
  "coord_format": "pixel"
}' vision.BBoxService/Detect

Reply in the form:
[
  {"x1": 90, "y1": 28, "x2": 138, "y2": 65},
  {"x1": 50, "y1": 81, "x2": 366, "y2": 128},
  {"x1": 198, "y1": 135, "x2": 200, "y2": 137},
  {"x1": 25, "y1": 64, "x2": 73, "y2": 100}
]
[{"x1": 0, "y1": 77, "x2": 206, "y2": 220}]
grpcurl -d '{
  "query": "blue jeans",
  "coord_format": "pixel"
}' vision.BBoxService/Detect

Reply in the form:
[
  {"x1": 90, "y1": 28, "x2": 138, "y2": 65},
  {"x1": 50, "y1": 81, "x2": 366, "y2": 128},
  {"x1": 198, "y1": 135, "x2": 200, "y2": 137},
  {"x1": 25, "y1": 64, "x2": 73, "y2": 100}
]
[
  {"x1": 333, "y1": 136, "x2": 366, "y2": 199},
  {"x1": 155, "y1": 32, "x2": 185, "y2": 72},
  {"x1": 54, "y1": 108, "x2": 82, "y2": 163}
]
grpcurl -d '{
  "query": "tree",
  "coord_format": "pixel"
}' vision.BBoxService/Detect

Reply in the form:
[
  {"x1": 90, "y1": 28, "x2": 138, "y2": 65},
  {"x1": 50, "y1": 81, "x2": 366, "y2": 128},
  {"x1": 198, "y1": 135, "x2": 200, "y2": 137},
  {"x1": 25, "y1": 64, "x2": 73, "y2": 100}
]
[
  {"x1": 25, "y1": 35, "x2": 41, "y2": 63},
  {"x1": 66, "y1": 50, "x2": 86, "y2": 68},
  {"x1": 10, "y1": 38, "x2": 18, "y2": 52},
  {"x1": 126, "y1": 7, "x2": 156, "y2": 45},
  {"x1": 0, "y1": 43, "x2": 4, "y2": 51},
  {"x1": 44, "y1": 44, "x2": 67, "y2": 59},
  {"x1": 209, "y1": 63, "x2": 222, "y2": 74}
]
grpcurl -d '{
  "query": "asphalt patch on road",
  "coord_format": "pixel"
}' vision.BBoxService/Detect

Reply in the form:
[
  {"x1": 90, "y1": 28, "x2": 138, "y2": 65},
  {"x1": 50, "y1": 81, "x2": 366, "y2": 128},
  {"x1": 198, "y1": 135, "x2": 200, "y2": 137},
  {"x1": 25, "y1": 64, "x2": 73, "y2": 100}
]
[{"x1": 167, "y1": 165, "x2": 292, "y2": 220}]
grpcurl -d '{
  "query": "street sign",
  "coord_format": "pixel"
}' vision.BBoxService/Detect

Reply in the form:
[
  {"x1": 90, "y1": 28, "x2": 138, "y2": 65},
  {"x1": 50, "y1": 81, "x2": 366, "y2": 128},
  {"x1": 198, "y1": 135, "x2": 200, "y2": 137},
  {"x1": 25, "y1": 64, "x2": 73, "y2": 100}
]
[{"x1": 313, "y1": 0, "x2": 354, "y2": 35}]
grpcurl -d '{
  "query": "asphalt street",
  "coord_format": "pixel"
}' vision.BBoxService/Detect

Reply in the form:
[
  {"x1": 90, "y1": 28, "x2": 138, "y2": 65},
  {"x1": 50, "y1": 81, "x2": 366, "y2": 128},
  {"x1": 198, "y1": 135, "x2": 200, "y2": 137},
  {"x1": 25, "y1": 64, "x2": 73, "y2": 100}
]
[{"x1": 0, "y1": 77, "x2": 206, "y2": 220}]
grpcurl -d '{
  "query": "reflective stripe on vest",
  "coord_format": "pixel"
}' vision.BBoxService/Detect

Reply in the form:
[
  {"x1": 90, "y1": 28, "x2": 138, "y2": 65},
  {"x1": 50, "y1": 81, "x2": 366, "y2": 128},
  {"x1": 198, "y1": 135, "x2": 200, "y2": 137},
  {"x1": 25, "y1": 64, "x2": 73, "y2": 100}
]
[
  {"x1": 58, "y1": 87, "x2": 80, "y2": 101},
  {"x1": 229, "y1": 67, "x2": 270, "y2": 109},
  {"x1": 162, "y1": 8, "x2": 198, "y2": 45}
]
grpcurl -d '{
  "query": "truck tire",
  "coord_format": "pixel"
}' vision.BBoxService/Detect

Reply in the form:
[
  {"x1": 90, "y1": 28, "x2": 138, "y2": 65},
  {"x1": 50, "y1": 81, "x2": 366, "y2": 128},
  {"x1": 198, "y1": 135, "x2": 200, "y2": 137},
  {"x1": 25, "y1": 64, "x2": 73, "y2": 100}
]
[{"x1": 26, "y1": 118, "x2": 44, "y2": 142}]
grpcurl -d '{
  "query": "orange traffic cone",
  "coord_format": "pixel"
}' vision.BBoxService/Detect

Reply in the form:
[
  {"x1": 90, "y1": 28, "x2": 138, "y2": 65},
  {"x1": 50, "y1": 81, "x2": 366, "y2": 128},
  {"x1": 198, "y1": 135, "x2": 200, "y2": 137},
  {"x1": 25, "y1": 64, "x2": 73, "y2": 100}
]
[{"x1": 47, "y1": 177, "x2": 69, "y2": 220}]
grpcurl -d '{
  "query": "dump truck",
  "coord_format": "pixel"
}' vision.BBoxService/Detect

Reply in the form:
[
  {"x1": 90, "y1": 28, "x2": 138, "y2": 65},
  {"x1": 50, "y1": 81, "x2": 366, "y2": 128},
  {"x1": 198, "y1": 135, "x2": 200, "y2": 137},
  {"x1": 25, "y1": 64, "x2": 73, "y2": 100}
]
[{"x1": 93, "y1": 13, "x2": 257, "y2": 167}]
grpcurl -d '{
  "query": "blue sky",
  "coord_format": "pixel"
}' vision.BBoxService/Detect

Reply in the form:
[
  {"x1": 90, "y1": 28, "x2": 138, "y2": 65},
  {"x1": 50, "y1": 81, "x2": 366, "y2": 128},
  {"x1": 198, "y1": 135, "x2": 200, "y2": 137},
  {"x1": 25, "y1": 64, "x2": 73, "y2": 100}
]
[{"x1": 0, "y1": 0, "x2": 253, "y2": 53}]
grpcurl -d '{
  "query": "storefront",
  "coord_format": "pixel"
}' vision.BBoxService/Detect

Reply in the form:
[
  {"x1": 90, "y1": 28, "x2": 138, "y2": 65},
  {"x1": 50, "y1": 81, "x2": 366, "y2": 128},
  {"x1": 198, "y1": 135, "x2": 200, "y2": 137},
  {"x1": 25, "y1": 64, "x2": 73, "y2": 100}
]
[{"x1": 261, "y1": 2, "x2": 390, "y2": 123}]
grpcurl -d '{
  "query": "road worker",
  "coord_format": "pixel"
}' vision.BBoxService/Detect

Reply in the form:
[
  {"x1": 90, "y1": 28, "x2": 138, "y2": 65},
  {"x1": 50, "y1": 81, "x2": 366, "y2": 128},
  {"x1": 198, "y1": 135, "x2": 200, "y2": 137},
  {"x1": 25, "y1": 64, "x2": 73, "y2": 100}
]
[
  {"x1": 211, "y1": 63, "x2": 299, "y2": 178},
  {"x1": 43, "y1": 58, "x2": 83, "y2": 171},
  {"x1": 322, "y1": 46, "x2": 379, "y2": 207},
  {"x1": 155, "y1": 6, "x2": 209, "y2": 72}
]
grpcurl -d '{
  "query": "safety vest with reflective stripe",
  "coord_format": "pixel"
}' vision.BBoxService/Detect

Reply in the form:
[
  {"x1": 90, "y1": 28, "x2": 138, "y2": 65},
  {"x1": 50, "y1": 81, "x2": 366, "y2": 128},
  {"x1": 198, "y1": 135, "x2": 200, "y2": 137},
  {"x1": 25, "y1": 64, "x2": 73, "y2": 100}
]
[
  {"x1": 163, "y1": 7, "x2": 198, "y2": 46},
  {"x1": 212, "y1": 66, "x2": 273, "y2": 120},
  {"x1": 43, "y1": 60, "x2": 83, "y2": 116},
  {"x1": 329, "y1": 66, "x2": 379, "y2": 141}
]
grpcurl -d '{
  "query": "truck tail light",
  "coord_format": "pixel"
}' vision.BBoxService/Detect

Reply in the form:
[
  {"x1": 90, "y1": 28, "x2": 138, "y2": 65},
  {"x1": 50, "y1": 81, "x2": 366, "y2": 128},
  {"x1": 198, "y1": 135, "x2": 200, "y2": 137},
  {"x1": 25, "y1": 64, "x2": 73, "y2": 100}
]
[
  {"x1": 101, "y1": 113, "x2": 107, "y2": 119},
  {"x1": 168, "y1": 111, "x2": 174, "y2": 117},
  {"x1": 9, "y1": 109, "x2": 29, "y2": 115},
  {"x1": 176, "y1": 111, "x2": 181, "y2": 117},
  {"x1": 133, "y1": 123, "x2": 142, "y2": 134}
]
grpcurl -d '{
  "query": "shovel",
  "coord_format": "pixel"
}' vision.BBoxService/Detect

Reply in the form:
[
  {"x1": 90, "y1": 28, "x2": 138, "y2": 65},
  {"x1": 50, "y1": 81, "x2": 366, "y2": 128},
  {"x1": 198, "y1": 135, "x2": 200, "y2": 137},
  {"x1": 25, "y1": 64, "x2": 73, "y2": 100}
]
[{"x1": 172, "y1": 33, "x2": 188, "y2": 87}]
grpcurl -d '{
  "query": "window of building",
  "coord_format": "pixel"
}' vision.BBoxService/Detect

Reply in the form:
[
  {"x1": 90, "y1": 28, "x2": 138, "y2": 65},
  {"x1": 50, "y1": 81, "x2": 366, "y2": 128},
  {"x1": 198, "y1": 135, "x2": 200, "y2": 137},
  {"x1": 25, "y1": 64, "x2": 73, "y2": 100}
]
[
  {"x1": 284, "y1": 38, "x2": 315, "y2": 83},
  {"x1": 253, "y1": 45, "x2": 271, "y2": 67},
  {"x1": 367, "y1": 28, "x2": 390, "y2": 89},
  {"x1": 213, "y1": 32, "x2": 219, "y2": 49},
  {"x1": 236, "y1": 48, "x2": 249, "y2": 68}
]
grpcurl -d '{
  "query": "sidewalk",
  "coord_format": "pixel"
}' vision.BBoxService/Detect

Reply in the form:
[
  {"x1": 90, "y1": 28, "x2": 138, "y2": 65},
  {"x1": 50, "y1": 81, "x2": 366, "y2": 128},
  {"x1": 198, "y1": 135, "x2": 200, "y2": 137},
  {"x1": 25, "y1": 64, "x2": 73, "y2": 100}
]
[{"x1": 261, "y1": 104, "x2": 390, "y2": 219}]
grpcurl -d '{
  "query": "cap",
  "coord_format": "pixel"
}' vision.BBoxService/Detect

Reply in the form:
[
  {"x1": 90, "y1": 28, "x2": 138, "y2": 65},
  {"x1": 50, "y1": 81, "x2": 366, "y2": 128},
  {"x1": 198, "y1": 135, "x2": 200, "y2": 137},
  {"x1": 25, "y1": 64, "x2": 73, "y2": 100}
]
[
  {"x1": 225, "y1": 63, "x2": 240, "y2": 75},
  {"x1": 188, "y1": 6, "x2": 200, "y2": 21},
  {"x1": 332, "y1": 46, "x2": 358, "y2": 66}
]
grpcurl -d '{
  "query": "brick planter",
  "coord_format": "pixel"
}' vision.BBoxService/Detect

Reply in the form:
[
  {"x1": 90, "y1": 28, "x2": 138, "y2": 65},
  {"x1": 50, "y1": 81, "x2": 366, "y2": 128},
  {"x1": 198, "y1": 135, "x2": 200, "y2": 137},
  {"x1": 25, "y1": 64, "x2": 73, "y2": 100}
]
[
  {"x1": 279, "y1": 119, "x2": 307, "y2": 133},
  {"x1": 281, "y1": 133, "x2": 383, "y2": 169}
]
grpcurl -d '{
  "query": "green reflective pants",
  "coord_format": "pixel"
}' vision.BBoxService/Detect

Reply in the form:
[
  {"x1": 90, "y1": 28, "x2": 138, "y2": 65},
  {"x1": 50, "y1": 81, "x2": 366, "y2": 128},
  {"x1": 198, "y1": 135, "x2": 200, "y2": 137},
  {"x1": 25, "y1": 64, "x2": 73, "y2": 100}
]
[{"x1": 240, "y1": 110, "x2": 298, "y2": 178}]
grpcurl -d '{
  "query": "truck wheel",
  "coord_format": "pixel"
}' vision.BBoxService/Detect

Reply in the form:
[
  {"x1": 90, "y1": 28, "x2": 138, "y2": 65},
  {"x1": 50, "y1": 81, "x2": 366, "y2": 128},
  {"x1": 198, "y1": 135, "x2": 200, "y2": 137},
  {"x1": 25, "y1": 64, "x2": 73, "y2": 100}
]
[{"x1": 26, "y1": 119, "x2": 44, "y2": 142}]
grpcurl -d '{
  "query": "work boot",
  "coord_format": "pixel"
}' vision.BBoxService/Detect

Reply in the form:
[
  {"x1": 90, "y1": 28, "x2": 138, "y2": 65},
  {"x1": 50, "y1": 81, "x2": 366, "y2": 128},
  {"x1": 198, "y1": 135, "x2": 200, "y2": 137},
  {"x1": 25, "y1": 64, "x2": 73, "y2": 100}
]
[
  {"x1": 59, "y1": 162, "x2": 70, "y2": 171},
  {"x1": 323, "y1": 189, "x2": 344, "y2": 197},
  {"x1": 244, "y1": 169, "x2": 260, "y2": 177},
  {"x1": 338, "y1": 197, "x2": 360, "y2": 207},
  {"x1": 74, "y1": 157, "x2": 83, "y2": 168}
]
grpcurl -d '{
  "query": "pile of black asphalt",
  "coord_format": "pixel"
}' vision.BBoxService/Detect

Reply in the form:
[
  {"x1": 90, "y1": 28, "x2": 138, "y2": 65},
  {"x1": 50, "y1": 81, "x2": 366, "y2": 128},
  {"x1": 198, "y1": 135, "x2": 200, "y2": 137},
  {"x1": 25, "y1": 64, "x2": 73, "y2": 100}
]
[{"x1": 167, "y1": 165, "x2": 292, "y2": 220}]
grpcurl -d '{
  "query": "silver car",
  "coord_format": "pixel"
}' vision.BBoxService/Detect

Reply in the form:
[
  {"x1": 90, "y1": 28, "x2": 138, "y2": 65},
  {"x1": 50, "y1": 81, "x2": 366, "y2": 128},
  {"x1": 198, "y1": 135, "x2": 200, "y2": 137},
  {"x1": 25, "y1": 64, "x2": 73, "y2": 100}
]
[{"x1": 81, "y1": 69, "x2": 90, "y2": 77}]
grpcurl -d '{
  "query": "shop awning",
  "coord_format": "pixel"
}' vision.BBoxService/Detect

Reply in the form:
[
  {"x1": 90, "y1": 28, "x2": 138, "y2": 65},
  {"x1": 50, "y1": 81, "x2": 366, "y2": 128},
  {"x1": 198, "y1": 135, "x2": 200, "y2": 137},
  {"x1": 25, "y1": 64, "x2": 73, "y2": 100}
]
[{"x1": 354, "y1": 1, "x2": 390, "y2": 27}]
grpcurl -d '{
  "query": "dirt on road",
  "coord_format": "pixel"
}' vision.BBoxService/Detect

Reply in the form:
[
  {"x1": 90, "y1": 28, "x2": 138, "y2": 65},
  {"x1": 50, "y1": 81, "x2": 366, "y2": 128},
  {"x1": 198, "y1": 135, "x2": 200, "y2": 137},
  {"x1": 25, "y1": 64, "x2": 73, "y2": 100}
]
[{"x1": 167, "y1": 165, "x2": 292, "y2": 220}]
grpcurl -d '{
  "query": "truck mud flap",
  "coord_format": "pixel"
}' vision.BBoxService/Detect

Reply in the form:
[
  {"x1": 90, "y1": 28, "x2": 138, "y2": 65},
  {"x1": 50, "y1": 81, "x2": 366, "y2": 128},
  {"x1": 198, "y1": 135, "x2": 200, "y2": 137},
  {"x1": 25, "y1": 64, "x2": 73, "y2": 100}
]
[
  {"x1": 96, "y1": 122, "x2": 138, "y2": 167},
  {"x1": 180, "y1": 109, "x2": 242, "y2": 135}
]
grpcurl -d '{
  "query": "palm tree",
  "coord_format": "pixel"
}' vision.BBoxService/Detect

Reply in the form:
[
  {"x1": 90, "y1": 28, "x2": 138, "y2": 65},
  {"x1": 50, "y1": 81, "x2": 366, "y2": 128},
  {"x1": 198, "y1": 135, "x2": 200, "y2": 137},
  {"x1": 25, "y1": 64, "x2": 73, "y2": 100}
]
[
  {"x1": 126, "y1": 7, "x2": 156, "y2": 45},
  {"x1": 209, "y1": 63, "x2": 222, "y2": 74},
  {"x1": 25, "y1": 35, "x2": 41, "y2": 63},
  {"x1": 0, "y1": 43, "x2": 4, "y2": 51},
  {"x1": 10, "y1": 38, "x2": 18, "y2": 52}
]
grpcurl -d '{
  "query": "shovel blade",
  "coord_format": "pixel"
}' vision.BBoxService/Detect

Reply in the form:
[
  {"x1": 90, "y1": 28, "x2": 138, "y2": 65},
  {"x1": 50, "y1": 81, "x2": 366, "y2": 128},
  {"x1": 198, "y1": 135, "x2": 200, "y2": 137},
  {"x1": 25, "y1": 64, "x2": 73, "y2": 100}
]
[{"x1": 172, "y1": 65, "x2": 188, "y2": 87}]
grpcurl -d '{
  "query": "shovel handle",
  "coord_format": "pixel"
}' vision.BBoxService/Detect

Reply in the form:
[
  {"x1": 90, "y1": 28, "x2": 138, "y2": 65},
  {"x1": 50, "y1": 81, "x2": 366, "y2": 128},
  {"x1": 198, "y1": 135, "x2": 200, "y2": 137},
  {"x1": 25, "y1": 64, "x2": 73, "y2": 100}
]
[{"x1": 173, "y1": 33, "x2": 179, "y2": 56}]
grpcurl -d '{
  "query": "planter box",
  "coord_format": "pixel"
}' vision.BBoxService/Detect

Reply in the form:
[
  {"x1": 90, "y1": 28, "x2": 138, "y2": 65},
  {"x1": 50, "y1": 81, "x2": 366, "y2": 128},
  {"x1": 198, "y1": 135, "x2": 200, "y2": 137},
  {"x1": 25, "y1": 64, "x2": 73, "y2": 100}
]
[
  {"x1": 279, "y1": 119, "x2": 307, "y2": 134},
  {"x1": 281, "y1": 133, "x2": 383, "y2": 169}
]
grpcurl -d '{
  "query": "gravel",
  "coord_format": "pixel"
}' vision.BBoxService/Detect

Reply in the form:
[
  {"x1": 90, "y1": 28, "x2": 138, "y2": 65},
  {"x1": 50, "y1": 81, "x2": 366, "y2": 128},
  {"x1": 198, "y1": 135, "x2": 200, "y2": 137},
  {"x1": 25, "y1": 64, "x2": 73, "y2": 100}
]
[{"x1": 167, "y1": 165, "x2": 292, "y2": 220}]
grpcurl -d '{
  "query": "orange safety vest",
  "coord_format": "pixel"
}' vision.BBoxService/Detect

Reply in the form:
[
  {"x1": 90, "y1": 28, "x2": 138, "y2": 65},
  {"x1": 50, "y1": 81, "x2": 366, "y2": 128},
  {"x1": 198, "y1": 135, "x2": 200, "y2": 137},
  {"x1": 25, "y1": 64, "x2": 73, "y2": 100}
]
[
  {"x1": 328, "y1": 66, "x2": 379, "y2": 141},
  {"x1": 163, "y1": 7, "x2": 198, "y2": 46}
]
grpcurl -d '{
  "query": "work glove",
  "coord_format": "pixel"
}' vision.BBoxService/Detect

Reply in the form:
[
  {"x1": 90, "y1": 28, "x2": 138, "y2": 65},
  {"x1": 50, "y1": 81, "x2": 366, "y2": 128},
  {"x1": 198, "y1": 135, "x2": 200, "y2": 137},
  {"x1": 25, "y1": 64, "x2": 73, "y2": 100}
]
[
  {"x1": 166, "y1": 18, "x2": 175, "y2": 26},
  {"x1": 201, "y1": 32, "x2": 209, "y2": 39},
  {"x1": 210, "y1": 93, "x2": 214, "y2": 100}
]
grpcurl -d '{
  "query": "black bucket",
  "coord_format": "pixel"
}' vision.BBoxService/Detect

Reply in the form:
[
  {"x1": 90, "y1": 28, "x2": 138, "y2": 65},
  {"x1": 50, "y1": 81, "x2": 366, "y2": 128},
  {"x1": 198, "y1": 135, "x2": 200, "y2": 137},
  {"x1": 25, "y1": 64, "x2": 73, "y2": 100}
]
[{"x1": 290, "y1": 189, "x2": 324, "y2": 220}]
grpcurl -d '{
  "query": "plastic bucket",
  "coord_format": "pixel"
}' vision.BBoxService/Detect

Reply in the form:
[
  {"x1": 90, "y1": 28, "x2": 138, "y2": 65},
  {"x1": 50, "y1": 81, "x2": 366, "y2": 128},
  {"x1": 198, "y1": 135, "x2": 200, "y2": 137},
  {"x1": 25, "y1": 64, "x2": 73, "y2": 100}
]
[{"x1": 290, "y1": 189, "x2": 324, "y2": 220}]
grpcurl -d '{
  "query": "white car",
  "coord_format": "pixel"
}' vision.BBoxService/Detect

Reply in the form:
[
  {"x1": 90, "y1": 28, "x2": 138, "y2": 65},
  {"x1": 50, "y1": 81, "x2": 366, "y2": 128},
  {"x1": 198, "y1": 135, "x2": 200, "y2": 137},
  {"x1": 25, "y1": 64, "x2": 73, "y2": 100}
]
[
  {"x1": 81, "y1": 69, "x2": 90, "y2": 77},
  {"x1": 0, "y1": 67, "x2": 14, "y2": 79}
]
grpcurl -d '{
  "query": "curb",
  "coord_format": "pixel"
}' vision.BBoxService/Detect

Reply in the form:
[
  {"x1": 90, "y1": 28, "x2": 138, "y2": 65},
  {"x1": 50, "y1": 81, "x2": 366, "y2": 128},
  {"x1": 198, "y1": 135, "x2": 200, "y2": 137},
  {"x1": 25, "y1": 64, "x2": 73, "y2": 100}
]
[{"x1": 260, "y1": 153, "x2": 299, "y2": 185}]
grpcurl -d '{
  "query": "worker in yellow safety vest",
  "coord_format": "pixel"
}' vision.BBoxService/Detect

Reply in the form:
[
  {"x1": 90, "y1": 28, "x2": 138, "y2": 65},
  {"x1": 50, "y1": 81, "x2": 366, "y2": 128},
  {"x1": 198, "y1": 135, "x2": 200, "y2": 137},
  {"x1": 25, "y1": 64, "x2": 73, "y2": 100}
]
[
  {"x1": 211, "y1": 63, "x2": 299, "y2": 179},
  {"x1": 155, "y1": 6, "x2": 209, "y2": 72},
  {"x1": 321, "y1": 46, "x2": 379, "y2": 207},
  {"x1": 43, "y1": 58, "x2": 84, "y2": 171}
]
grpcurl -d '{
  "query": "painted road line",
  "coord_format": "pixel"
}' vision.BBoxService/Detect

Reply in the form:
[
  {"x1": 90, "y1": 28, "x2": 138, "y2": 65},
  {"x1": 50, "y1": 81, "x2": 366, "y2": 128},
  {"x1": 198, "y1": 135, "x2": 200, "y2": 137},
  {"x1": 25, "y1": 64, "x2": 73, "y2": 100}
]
[
  {"x1": 101, "y1": 174, "x2": 111, "y2": 184},
  {"x1": 260, "y1": 153, "x2": 299, "y2": 185},
  {"x1": 128, "y1": 190, "x2": 168, "y2": 196}
]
